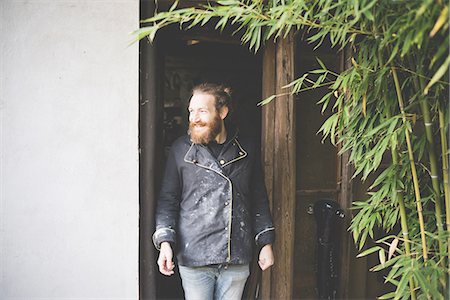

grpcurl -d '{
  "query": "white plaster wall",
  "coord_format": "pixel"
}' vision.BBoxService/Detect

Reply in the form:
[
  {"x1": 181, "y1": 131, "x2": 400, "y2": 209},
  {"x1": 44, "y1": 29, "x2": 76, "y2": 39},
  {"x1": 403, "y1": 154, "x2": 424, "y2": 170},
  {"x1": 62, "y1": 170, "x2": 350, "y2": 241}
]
[{"x1": 1, "y1": 0, "x2": 139, "y2": 298}]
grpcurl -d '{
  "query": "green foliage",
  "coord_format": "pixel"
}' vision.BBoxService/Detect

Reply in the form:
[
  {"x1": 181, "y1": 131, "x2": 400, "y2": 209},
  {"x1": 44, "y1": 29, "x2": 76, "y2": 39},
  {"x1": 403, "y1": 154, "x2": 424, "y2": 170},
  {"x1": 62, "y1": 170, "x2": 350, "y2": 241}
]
[{"x1": 137, "y1": 0, "x2": 449, "y2": 298}]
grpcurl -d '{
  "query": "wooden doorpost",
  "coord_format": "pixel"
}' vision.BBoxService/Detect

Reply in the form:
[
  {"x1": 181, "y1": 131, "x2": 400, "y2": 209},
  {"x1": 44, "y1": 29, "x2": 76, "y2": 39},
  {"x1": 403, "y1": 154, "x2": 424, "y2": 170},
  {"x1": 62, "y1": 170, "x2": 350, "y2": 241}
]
[
  {"x1": 139, "y1": 1, "x2": 161, "y2": 299},
  {"x1": 337, "y1": 46, "x2": 354, "y2": 299},
  {"x1": 261, "y1": 33, "x2": 296, "y2": 300},
  {"x1": 261, "y1": 40, "x2": 276, "y2": 300}
]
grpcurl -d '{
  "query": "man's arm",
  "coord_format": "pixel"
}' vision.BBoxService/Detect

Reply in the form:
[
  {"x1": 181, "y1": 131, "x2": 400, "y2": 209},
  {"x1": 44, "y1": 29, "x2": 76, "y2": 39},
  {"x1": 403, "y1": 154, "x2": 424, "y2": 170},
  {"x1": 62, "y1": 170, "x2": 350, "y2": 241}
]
[
  {"x1": 152, "y1": 146, "x2": 181, "y2": 275},
  {"x1": 250, "y1": 151, "x2": 275, "y2": 270}
]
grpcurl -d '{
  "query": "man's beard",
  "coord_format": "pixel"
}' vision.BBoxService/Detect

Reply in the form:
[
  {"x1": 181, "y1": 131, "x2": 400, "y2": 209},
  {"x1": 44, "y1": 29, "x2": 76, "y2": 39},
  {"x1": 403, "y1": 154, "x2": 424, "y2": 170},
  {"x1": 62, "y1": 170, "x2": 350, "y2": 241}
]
[{"x1": 189, "y1": 114, "x2": 222, "y2": 144}]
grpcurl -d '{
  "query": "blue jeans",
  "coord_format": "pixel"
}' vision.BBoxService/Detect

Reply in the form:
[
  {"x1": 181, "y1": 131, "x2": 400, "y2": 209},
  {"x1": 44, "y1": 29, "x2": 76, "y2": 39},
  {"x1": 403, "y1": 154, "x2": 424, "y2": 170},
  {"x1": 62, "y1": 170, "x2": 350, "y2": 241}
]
[{"x1": 178, "y1": 264, "x2": 250, "y2": 300}]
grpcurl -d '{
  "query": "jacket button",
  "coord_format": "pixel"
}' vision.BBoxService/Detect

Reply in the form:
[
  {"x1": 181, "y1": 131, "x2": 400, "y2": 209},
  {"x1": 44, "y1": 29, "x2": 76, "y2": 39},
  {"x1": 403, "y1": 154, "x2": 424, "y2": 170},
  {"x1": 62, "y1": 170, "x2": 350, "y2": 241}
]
[
  {"x1": 239, "y1": 152, "x2": 244, "y2": 155},
  {"x1": 224, "y1": 202, "x2": 229, "y2": 206},
  {"x1": 219, "y1": 159, "x2": 225, "y2": 165},
  {"x1": 225, "y1": 227, "x2": 228, "y2": 231}
]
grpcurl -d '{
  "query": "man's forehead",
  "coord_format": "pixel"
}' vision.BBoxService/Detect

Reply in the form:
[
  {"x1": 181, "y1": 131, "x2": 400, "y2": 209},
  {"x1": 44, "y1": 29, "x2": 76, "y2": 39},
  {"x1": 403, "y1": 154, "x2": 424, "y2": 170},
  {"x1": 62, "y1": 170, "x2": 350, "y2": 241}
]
[{"x1": 189, "y1": 92, "x2": 216, "y2": 108}]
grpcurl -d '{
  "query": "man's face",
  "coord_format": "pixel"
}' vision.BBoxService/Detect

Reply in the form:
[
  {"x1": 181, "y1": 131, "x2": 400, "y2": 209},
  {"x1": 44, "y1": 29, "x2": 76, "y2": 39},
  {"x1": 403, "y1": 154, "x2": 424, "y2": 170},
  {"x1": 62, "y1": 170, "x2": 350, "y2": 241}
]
[{"x1": 188, "y1": 92, "x2": 223, "y2": 144}]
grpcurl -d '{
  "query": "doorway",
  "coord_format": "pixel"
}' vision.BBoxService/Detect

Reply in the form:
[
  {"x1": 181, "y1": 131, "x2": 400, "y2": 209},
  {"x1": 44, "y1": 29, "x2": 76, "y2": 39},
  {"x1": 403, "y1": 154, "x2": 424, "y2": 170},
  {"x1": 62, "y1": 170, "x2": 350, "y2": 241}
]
[{"x1": 152, "y1": 25, "x2": 264, "y2": 299}]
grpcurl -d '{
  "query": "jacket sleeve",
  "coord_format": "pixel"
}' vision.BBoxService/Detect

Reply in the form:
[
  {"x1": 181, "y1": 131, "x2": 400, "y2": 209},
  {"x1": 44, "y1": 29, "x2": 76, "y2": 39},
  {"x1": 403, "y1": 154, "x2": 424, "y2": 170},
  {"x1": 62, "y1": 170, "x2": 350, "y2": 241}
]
[
  {"x1": 152, "y1": 146, "x2": 181, "y2": 250},
  {"x1": 251, "y1": 151, "x2": 275, "y2": 247}
]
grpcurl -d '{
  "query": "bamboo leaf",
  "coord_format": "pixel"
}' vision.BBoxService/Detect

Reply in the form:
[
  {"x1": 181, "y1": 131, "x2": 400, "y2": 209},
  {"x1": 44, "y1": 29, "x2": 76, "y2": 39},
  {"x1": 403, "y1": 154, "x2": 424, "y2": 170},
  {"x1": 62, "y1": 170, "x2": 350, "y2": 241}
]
[
  {"x1": 372, "y1": 254, "x2": 402, "y2": 271},
  {"x1": 378, "y1": 292, "x2": 398, "y2": 299},
  {"x1": 359, "y1": 231, "x2": 368, "y2": 250},
  {"x1": 357, "y1": 246, "x2": 382, "y2": 258},
  {"x1": 131, "y1": 26, "x2": 159, "y2": 43},
  {"x1": 217, "y1": 0, "x2": 239, "y2": 5},
  {"x1": 257, "y1": 94, "x2": 277, "y2": 106},
  {"x1": 362, "y1": 94, "x2": 366, "y2": 116},
  {"x1": 201, "y1": 15, "x2": 212, "y2": 26},
  {"x1": 430, "y1": 35, "x2": 449, "y2": 67},
  {"x1": 379, "y1": 248, "x2": 386, "y2": 265},
  {"x1": 386, "y1": 43, "x2": 399, "y2": 65},
  {"x1": 413, "y1": 270, "x2": 429, "y2": 295},
  {"x1": 369, "y1": 167, "x2": 391, "y2": 190},
  {"x1": 376, "y1": 235, "x2": 399, "y2": 243},
  {"x1": 316, "y1": 57, "x2": 327, "y2": 70},
  {"x1": 424, "y1": 55, "x2": 450, "y2": 95},
  {"x1": 388, "y1": 237, "x2": 399, "y2": 260},
  {"x1": 430, "y1": 5, "x2": 449, "y2": 37},
  {"x1": 394, "y1": 268, "x2": 411, "y2": 300},
  {"x1": 169, "y1": 0, "x2": 179, "y2": 12}
]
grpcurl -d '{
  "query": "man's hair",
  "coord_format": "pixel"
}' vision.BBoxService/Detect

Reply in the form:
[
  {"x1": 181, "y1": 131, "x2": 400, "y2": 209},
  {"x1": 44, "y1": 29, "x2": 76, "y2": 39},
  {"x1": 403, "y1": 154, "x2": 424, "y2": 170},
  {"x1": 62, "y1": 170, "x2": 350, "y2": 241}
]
[{"x1": 192, "y1": 83, "x2": 233, "y2": 113}]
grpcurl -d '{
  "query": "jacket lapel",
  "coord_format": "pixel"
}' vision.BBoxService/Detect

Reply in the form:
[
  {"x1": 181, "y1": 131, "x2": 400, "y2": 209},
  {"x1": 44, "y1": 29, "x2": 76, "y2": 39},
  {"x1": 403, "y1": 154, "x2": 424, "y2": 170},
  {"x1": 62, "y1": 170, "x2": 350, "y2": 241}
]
[
  {"x1": 220, "y1": 137, "x2": 247, "y2": 168},
  {"x1": 183, "y1": 129, "x2": 248, "y2": 174},
  {"x1": 184, "y1": 143, "x2": 223, "y2": 174}
]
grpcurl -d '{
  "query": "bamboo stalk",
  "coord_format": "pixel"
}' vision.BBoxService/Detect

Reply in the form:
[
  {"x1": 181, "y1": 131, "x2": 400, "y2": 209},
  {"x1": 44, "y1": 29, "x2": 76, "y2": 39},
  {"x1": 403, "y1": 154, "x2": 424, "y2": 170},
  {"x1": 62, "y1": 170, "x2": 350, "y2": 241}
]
[
  {"x1": 392, "y1": 67, "x2": 428, "y2": 261},
  {"x1": 390, "y1": 139, "x2": 417, "y2": 300},
  {"x1": 380, "y1": 69, "x2": 412, "y2": 257},
  {"x1": 438, "y1": 104, "x2": 450, "y2": 298},
  {"x1": 381, "y1": 88, "x2": 416, "y2": 300},
  {"x1": 416, "y1": 74, "x2": 445, "y2": 260},
  {"x1": 407, "y1": 57, "x2": 446, "y2": 294},
  {"x1": 379, "y1": 50, "x2": 416, "y2": 299},
  {"x1": 439, "y1": 105, "x2": 450, "y2": 243}
]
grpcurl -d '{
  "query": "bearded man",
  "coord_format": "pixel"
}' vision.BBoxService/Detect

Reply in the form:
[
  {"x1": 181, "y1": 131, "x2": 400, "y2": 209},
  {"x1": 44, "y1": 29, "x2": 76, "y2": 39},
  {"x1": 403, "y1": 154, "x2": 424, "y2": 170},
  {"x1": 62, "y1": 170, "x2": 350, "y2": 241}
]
[{"x1": 153, "y1": 83, "x2": 275, "y2": 300}]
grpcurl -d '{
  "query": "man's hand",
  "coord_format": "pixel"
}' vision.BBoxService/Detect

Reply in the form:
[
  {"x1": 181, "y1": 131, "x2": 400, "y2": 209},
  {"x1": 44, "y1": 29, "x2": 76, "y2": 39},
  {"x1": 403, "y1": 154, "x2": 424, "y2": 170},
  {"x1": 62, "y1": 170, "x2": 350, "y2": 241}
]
[
  {"x1": 258, "y1": 244, "x2": 274, "y2": 271},
  {"x1": 157, "y1": 242, "x2": 175, "y2": 276}
]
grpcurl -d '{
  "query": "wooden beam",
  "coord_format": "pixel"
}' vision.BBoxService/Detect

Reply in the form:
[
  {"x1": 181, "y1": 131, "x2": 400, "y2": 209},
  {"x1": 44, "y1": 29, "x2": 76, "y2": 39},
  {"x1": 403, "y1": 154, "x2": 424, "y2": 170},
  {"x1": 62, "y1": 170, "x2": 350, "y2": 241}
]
[
  {"x1": 272, "y1": 32, "x2": 296, "y2": 300},
  {"x1": 139, "y1": 1, "x2": 163, "y2": 299},
  {"x1": 261, "y1": 40, "x2": 276, "y2": 300},
  {"x1": 139, "y1": 35, "x2": 157, "y2": 300},
  {"x1": 337, "y1": 46, "x2": 354, "y2": 300},
  {"x1": 261, "y1": 33, "x2": 296, "y2": 300}
]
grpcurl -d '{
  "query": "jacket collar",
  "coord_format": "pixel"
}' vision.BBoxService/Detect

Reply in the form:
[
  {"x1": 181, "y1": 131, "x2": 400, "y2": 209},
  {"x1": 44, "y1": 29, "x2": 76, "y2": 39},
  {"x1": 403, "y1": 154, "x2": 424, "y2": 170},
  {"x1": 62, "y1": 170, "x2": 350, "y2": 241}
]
[{"x1": 184, "y1": 126, "x2": 247, "y2": 173}]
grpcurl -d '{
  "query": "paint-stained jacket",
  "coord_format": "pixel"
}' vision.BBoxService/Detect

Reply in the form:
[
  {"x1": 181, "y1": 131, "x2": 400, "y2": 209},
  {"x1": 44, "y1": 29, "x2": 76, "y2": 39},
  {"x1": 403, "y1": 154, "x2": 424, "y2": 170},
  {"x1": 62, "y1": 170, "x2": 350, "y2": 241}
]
[{"x1": 153, "y1": 129, "x2": 275, "y2": 267}]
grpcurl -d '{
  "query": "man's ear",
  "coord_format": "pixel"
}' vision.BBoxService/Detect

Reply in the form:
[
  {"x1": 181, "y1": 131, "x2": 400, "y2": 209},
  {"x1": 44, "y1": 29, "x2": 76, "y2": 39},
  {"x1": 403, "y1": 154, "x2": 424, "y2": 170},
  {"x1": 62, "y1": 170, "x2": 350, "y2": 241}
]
[{"x1": 219, "y1": 106, "x2": 229, "y2": 120}]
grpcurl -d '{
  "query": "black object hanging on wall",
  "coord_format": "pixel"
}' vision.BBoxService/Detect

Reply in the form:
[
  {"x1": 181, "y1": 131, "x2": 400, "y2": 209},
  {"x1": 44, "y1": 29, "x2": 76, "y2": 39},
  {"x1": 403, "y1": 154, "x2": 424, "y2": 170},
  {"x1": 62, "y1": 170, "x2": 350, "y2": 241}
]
[{"x1": 312, "y1": 199, "x2": 345, "y2": 300}]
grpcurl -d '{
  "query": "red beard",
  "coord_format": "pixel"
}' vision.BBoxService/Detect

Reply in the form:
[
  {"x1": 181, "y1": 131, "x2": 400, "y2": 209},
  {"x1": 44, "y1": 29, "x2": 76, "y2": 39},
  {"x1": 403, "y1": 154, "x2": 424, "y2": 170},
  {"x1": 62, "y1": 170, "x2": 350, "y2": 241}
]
[{"x1": 189, "y1": 114, "x2": 222, "y2": 144}]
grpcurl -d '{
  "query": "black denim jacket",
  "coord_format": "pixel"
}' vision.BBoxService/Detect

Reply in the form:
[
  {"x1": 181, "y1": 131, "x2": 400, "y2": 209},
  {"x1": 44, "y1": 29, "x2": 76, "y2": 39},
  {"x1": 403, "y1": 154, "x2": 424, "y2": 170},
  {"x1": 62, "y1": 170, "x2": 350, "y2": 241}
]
[{"x1": 153, "y1": 129, "x2": 275, "y2": 267}]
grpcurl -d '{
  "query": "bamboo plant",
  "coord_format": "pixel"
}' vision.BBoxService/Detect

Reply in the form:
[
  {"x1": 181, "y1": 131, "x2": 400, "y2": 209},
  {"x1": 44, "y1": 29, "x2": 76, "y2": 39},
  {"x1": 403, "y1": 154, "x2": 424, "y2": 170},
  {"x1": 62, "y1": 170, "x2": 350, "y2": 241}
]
[{"x1": 136, "y1": 0, "x2": 449, "y2": 298}]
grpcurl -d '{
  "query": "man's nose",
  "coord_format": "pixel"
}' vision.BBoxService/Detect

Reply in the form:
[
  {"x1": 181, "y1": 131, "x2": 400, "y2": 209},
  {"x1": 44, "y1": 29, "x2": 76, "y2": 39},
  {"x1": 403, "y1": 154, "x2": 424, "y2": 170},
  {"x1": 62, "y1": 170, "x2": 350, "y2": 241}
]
[{"x1": 191, "y1": 112, "x2": 200, "y2": 122}]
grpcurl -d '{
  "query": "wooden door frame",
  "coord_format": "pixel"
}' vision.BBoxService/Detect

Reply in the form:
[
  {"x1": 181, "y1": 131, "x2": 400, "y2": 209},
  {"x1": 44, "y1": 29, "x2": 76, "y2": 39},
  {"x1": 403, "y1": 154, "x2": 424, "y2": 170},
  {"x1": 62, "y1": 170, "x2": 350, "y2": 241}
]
[
  {"x1": 139, "y1": 2, "x2": 163, "y2": 299},
  {"x1": 261, "y1": 34, "x2": 296, "y2": 300}
]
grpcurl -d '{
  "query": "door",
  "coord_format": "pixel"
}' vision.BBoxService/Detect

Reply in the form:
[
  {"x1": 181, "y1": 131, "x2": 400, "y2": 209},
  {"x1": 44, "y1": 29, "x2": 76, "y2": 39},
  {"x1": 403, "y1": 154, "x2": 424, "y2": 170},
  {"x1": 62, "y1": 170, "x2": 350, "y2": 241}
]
[{"x1": 293, "y1": 39, "x2": 341, "y2": 299}]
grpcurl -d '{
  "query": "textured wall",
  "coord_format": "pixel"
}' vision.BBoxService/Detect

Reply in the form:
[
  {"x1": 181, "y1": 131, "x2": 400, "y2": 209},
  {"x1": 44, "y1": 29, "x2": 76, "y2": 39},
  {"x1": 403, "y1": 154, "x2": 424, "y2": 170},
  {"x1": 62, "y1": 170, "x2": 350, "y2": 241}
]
[{"x1": 1, "y1": 0, "x2": 139, "y2": 298}]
